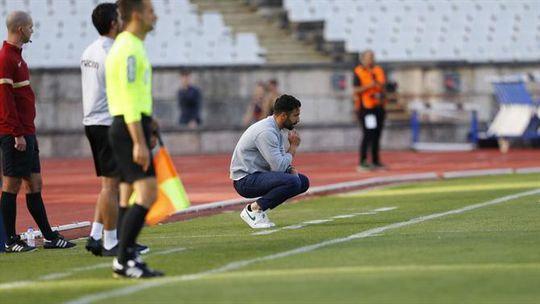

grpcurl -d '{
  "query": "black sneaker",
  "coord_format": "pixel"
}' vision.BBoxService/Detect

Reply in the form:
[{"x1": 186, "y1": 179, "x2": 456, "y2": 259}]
[
  {"x1": 43, "y1": 232, "x2": 76, "y2": 249},
  {"x1": 102, "y1": 244, "x2": 119, "y2": 257},
  {"x1": 103, "y1": 243, "x2": 147, "y2": 257},
  {"x1": 135, "y1": 243, "x2": 150, "y2": 254},
  {"x1": 112, "y1": 258, "x2": 164, "y2": 279},
  {"x1": 372, "y1": 162, "x2": 386, "y2": 170},
  {"x1": 356, "y1": 161, "x2": 371, "y2": 172},
  {"x1": 85, "y1": 237, "x2": 103, "y2": 256},
  {"x1": 5, "y1": 236, "x2": 37, "y2": 253}
]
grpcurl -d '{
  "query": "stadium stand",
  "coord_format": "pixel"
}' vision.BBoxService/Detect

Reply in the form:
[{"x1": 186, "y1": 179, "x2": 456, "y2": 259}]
[
  {"x1": 282, "y1": 0, "x2": 540, "y2": 63},
  {"x1": 192, "y1": 0, "x2": 331, "y2": 64},
  {"x1": 0, "y1": 0, "x2": 266, "y2": 67},
  {"x1": 0, "y1": 0, "x2": 537, "y2": 158},
  {"x1": 1, "y1": 0, "x2": 538, "y2": 66}
]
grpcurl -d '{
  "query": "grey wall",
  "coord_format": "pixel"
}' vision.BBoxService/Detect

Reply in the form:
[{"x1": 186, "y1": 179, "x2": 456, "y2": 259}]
[{"x1": 28, "y1": 63, "x2": 540, "y2": 157}]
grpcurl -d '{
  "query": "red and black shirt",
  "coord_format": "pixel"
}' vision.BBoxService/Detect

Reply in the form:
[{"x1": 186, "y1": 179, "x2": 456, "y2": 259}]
[{"x1": 0, "y1": 41, "x2": 36, "y2": 136}]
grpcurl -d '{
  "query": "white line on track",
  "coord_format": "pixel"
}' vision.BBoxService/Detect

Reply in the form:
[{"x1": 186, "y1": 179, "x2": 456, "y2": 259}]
[{"x1": 66, "y1": 189, "x2": 540, "y2": 304}]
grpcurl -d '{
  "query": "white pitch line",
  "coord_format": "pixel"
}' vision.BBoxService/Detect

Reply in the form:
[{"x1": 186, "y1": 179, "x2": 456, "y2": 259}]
[
  {"x1": 252, "y1": 207, "x2": 397, "y2": 236},
  {"x1": 0, "y1": 281, "x2": 35, "y2": 290},
  {"x1": 39, "y1": 263, "x2": 111, "y2": 281},
  {"x1": 39, "y1": 247, "x2": 187, "y2": 280},
  {"x1": 0, "y1": 247, "x2": 187, "y2": 291},
  {"x1": 252, "y1": 230, "x2": 278, "y2": 235},
  {"x1": 373, "y1": 207, "x2": 398, "y2": 212},
  {"x1": 66, "y1": 189, "x2": 540, "y2": 304},
  {"x1": 302, "y1": 219, "x2": 333, "y2": 225},
  {"x1": 154, "y1": 247, "x2": 187, "y2": 255},
  {"x1": 331, "y1": 214, "x2": 357, "y2": 219},
  {"x1": 282, "y1": 224, "x2": 305, "y2": 230}
]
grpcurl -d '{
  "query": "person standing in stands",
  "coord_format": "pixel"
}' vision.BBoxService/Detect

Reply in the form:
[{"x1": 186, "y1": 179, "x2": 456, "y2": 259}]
[
  {"x1": 0, "y1": 11, "x2": 76, "y2": 252},
  {"x1": 242, "y1": 81, "x2": 268, "y2": 126},
  {"x1": 353, "y1": 49, "x2": 387, "y2": 171},
  {"x1": 177, "y1": 70, "x2": 202, "y2": 129},
  {"x1": 264, "y1": 78, "x2": 281, "y2": 116}
]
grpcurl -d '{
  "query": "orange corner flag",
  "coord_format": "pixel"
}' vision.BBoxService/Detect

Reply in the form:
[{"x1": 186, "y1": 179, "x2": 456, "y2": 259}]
[{"x1": 130, "y1": 143, "x2": 190, "y2": 225}]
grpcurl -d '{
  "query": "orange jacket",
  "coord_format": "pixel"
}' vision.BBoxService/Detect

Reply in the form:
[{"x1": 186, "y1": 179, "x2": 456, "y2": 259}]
[{"x1": 353, "y1": 65, "x2": 386, "y2": 111}]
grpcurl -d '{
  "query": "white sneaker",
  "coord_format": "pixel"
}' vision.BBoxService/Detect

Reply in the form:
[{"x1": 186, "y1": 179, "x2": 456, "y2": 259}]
[
  {"x1": 262, "y1": 210, "x2": 276, "y2": 227},
  {"x1": 240, "y1": 206, "x2": 274, "y2": 229}
]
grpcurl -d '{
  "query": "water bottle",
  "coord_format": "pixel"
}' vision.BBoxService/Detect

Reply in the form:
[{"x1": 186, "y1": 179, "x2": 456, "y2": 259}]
[{"x1": 26, "y1": 227, "x2": 35, "y2": 247}]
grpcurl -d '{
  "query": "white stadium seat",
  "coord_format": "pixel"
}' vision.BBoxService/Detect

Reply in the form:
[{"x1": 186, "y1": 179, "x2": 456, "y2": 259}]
[
  {"x1": 286, "y1": 0, "x2": 540, "y2": 63},
  {"x1": 0, "y1": 0, "x2": 265, "y2": 67}
]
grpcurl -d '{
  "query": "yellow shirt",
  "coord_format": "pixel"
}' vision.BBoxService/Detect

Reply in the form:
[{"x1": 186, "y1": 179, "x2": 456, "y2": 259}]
[{"x1": 105, "y1": 31, "x2": 152, "y2": 123}]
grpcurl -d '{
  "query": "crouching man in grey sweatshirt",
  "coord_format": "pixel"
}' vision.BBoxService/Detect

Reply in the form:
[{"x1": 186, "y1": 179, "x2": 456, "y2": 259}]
[{"x1": 230, "y1": 94, "x2": 310, "y2": 229}]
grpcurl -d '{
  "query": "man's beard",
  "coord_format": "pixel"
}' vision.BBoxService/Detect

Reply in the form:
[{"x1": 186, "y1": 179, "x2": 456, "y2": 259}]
[
  {"x1": 284, "y1": 119, "x2": 295, "y2": 130},
  {"x1": 146, "y1": 22, "x2": 155, "y2": 33}
]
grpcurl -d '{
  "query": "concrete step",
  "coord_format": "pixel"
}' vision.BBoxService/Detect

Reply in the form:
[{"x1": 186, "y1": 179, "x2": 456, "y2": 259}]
[
  {"x1": 266, "y1": 54, "x2": 330, "y2": 64},
  {"x1": 190, "y1": 0, "x2": 331, "y2": 64}
]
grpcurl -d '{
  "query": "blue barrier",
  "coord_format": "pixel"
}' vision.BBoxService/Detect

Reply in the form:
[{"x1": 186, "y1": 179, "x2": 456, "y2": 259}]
[
  {"x1": 410, "y1": 110, "x2": 478, "y2": 147},
  {"x1": 410, "y1": 110, "x2": 420, "y2": 145},
  {"x1": 470, "y1": 110, "x2": 478, "y2": 145}
]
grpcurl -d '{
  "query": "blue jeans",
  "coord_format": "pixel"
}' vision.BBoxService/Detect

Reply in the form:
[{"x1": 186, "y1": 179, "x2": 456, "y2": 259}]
[{"x1": 233, "y1": 172, "x2": 310, "y2": 211}]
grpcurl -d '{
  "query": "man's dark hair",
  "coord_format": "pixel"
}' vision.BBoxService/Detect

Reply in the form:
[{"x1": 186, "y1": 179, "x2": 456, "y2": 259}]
[
  {"x1": 273, "y1": 94, "x2": 301, "y2": 114},
  {"x1": 92, "y1": 3, "x2": 118, "y2": 36},
  {"x1": 118, "y1": 0, "x2": 144, "y2": 24},
  {"x1": 269, "y1": 79, "x2": 278, "y2": 87}
]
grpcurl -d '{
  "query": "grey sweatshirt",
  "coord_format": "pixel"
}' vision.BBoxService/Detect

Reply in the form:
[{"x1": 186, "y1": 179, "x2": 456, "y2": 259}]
[{"x1": 230, "y1": 116, "x2": 292, "y2": 180}]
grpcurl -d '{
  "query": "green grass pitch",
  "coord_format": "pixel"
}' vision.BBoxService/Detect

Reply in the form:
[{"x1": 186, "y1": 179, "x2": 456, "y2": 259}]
[{"x1": 1, "y1": 173, "x2": 539, "y2": 304}]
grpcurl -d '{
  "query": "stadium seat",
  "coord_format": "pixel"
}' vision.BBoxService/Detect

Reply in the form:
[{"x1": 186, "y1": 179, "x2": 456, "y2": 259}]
[
  {"x1": 488, "y1": 81, "x2": 540, "y2": 138},
  {"x1": 283, "y1": 0, "x2": 540, "y2": 63},
  {"x1": 235, "y1": 33, "x2": 265, "y2": 64},
  {"x1": 0, "y1": 0, "x2": 265, "y2": 67}
]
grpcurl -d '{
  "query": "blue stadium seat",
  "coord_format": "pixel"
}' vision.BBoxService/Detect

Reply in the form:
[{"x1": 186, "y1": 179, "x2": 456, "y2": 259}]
[
  {"x1": 493, "y1": 82, "x2": 536, "y2": 105},
  {"x1": 488, "y1": 81, "x2": 540, "y2": 139}
]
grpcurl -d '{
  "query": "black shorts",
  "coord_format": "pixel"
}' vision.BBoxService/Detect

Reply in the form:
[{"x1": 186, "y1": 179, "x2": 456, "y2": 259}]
[
  {"x1": 0, "y1": 134, "x2": 41, "y2": 177},
  {"x1": 85, "y1": 125, "x2": 119, "y2": 177},
  {"x1": 109, "y1": 115, "x2": 155, "y2": 183}
]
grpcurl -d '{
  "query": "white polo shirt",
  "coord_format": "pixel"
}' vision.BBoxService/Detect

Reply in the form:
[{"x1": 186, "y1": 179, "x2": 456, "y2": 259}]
[{"x1": 80, "y1": 36, "x2": 114, "y2": 126}]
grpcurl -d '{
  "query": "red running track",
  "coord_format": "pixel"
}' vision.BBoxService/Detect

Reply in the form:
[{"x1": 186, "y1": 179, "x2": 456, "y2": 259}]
[{"x1": 9, "y1": 148, "x2": 540, "y2": 234}]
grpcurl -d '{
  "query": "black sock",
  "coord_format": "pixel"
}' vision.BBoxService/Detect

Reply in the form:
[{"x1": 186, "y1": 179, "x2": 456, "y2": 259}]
[
  {"x1": 26, "y1": 192, "x2": 55, "y2": 240},
  {"x1": 118, "y1": 204, "x2": 148, "y2": 264},
  {"x1": 0, "y1": 192, "x2": 17, "y2": 240},
  {"x1": 247, "y1": 204, "x2": 252, "y2": 212},
  {"x1": 117, "y1": 206, "x2": 129, "y2": 239}
]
